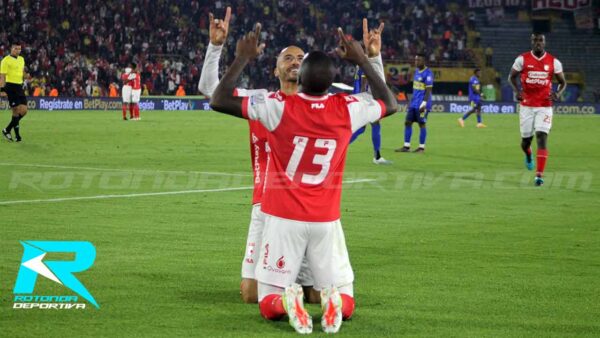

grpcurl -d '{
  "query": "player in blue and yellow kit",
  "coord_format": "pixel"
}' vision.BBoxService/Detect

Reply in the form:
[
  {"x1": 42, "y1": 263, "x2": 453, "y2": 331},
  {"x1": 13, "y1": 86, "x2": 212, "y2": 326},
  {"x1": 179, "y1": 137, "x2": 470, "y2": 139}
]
[
  {"x1": 458, "y1": 68, "x2": 487, "y2": 128},
  {"x1": 396, "y1": 53, "x2": 432, "y2": 153},
  {"x1": 349, "y1": 68, "x2": 392, "y2": 164}
]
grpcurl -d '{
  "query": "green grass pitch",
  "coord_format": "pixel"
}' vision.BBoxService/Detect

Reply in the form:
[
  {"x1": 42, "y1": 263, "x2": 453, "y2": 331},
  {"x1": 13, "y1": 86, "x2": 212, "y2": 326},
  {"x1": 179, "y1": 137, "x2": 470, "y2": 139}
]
[{"x1": 0, "y1": 110, "x2": 599, "y2": 337}]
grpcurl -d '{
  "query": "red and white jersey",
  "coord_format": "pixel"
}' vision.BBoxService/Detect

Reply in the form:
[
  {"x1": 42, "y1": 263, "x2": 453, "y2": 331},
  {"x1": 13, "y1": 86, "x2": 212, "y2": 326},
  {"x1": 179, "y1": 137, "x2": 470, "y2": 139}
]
[
  {"x1": 512, "y1": 51, "x2": 563, "y2": 107},
  {"x1": 121, "y1": 72, "x2": 141, "y2": 90},
  {"x1": 242, "y1": 91, "x2": 387, "y2": 222},
  {"x1": 234, "y1": 88, "x2": 272, "y2": 205}
]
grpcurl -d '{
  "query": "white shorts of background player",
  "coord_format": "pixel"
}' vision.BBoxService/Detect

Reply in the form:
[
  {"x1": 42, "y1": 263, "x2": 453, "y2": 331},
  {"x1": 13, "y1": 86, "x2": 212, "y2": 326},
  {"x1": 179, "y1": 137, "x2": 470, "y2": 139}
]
[
  {"x1": 122, "y1": 86, "x2": 141, "y2": 104},
  {"x1": 519, "y1": 105, "x2": 553, "y2": 138}
]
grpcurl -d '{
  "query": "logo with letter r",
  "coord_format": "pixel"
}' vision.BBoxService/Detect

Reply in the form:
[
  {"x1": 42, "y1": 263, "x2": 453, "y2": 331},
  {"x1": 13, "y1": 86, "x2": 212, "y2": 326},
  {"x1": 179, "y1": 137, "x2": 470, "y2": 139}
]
[{"x1": 13, "y1": 241, "x2": 99, "y2": 308}]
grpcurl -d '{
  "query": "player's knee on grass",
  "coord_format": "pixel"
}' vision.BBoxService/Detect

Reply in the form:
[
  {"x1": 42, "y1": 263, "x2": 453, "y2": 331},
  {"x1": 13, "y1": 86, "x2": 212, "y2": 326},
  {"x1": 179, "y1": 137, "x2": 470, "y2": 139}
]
[
  {"x1": 303, "y1": 286, "x2": 321, "y2": 304},
  {"x1": 259, "y1": 294, "x2": 286, "y2": 321},
  {"x1": 240, "y1": 278, "x2": 258, "y2": 303},
  {"x1": 404, "y1": 121, "x2": 412, "y2": 127},
  {"x1": 418, "y1": 122, "x2": 426, "y2": 128}
]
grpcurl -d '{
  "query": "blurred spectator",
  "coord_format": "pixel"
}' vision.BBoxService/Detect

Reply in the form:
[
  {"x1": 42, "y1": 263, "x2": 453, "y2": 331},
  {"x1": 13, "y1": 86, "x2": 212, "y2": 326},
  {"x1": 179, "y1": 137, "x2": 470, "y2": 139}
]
[
  {"x1": 176, "y1": 85, "x2": 186, "y2": 96},
  {"x1": 485, "y1": 47, "x2": 493, "y2": 67},
  {"x1": 0, "y1": 0, "x2": 475, "y2": 96}
]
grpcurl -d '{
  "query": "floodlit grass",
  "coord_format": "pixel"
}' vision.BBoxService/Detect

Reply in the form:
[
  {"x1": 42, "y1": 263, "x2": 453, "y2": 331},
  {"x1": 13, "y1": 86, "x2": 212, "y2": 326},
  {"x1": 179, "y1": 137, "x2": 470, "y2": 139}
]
[{"x1": 1, "y1": 110, "x2": 599, "y2": 337}]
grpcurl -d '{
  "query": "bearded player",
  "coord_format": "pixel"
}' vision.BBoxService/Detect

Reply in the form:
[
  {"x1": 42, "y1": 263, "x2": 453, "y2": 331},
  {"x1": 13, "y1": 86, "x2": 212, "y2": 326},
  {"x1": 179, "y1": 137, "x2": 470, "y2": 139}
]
[
  {"x1": 198, "y1": 7, "x2": 386, "y2": 304},
  {"x1": 209, "y1": 24, "x2": 397, "y2": 334},
  {"x1": 198, "y1": 6, "x2": 314, "y2": 305},
  {"x1": 508, "y1": 32, "x2": 566, "y2": 186}
]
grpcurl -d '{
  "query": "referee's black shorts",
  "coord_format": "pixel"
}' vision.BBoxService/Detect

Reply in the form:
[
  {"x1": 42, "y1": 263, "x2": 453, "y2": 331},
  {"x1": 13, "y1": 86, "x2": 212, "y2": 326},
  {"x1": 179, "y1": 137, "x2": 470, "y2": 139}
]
[{"x1": 3, "y1": 83, "x2": 27, "y2": 108}]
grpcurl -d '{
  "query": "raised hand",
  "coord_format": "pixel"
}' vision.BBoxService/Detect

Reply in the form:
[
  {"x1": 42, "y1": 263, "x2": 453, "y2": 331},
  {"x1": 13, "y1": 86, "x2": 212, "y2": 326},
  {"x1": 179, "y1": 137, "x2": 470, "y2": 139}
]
[
  {"x1": 363, "y1": 18, "x2": 385, "y2": 58},
  {"x1": 335, "y1": 27, "x2": 368, "y2": 66},
  {"x1": 235, "y1": 23, "x2": 266, "y2": 61},
  {"x1": 209, "y1": 6, "x2": 232, "y2": 46}
]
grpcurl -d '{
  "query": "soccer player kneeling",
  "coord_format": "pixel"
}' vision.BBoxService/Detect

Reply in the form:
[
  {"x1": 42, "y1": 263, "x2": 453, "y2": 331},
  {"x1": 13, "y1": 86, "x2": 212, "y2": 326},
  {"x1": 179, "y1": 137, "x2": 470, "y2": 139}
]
[{"x1": 209, "y1": 25, "x2": 397, "y2": 334}]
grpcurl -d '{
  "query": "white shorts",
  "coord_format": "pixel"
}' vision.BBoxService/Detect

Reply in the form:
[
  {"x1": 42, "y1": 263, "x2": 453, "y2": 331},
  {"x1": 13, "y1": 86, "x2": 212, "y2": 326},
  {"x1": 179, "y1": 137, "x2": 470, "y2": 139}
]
[
  {"x1": 122, "y1": 86, "x2": 141, "y2": 103},
  {"x1": 519, "y1": 105, "x2": 553, "y2": 137},
  {"x1": 131, "y1": 89, "x2": 141, "y2": 103},
  {"x1": 242, "y1": 205, "x2": 314, "y2": 286},
  {"x1": 122, "y1": 86, "x2": 132, "y2": 103},
  {"x1": 255, "y1": 214, "x2": 354, "y2": 291}
]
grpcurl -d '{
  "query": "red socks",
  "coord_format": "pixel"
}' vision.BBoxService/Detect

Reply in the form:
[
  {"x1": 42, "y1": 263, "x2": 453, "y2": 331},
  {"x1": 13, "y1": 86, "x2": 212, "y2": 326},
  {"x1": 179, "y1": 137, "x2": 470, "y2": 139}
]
[
  {"x1": 536, "y1": 149, "x2": 548, "y2": 177},
  {"x1": 259, "y1": 294, "x2": 286, "y2": 320},
  {"x1": 341, "y1": 293, "x2": 355, "y2": 320},
  {"x1": 259, "y1": 292, "x2": 355, "y2": 321},
  {"x1": 125, "y1": 104, "x2": 140, "y2": 119}
]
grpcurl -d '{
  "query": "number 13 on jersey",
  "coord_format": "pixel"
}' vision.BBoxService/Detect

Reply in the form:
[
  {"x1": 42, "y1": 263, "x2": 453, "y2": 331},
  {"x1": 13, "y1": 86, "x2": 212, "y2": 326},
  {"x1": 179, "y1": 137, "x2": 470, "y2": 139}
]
[{"x1": 285, "y1": 136, "x2": 337, "y2": 185}]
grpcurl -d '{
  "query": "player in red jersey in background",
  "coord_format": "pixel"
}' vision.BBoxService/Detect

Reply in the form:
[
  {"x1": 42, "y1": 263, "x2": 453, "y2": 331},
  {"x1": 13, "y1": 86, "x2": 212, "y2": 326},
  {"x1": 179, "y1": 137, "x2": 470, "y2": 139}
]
[
  {"x1": 209, "y1": 24, "x2": 397, "y2": 334},
  {"x1": 121, "y1": 62, "x2": 142, "y2": 120},
  {"x1": 508, "y1": 32, "x2": 566, "y2": 186}
]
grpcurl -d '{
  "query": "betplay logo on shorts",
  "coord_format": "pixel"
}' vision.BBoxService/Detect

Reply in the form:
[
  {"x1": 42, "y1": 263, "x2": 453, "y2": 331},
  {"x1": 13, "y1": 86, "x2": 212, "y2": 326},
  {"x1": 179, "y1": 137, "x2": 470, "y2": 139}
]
[{"x1": 13, "y1": 241, "x2": 99, "y2": 309}]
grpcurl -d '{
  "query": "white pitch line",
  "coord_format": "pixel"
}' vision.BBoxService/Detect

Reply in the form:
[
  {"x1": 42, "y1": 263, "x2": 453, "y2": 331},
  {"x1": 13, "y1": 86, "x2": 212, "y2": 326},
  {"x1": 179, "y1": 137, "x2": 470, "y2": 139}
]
[
  {"x1": 0, "y1": 162, "x2": 252, "y2": 177},
  {"x1": 0, "y1": 186, "x2": 255, "y2": 205},
  {"x1": 0, "y1": 179, "x2": 378, "y2": 206},
  {"x1": 343, "y1": 178, "x2": 377, "y2": 184}
]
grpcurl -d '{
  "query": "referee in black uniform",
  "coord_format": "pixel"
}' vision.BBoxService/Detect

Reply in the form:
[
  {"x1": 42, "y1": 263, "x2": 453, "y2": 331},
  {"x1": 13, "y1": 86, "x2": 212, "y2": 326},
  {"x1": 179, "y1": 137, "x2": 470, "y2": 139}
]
[{"x1": 1, "y1": 41, "x2": 28, "y2": 142}]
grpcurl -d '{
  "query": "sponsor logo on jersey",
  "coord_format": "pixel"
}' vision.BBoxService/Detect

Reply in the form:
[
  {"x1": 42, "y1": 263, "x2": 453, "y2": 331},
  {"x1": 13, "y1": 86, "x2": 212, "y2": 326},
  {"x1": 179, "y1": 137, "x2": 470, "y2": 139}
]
[
  {"x1": 262, "y1": 243, "x2": 269, "y2": 267},
  {"x1": 276, "y1": 256, "x2": 286, "y2": 269},
  {"x1": 528, "y1": 71, "x2": 549, "y2": 79},
  {"x1": 311, "y1": 103, "x2": 325, "y2": 109}
]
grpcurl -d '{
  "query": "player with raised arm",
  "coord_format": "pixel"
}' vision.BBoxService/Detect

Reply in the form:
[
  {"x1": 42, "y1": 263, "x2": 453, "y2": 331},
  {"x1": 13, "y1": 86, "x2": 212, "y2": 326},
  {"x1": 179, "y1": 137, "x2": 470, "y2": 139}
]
[
  {"x1": 198, "y1": 7, "x2": 314, "y2": 305},
  {"x1": 349, "y1": 20, "x2": 392, "y2": 165},
  {"x1": 121, "y1": 62, "x2": 141, "y2": 121},
  {"x1": 396, "y1": 52, "x2": 433, "y2": 153},
  {"x1": 198, "y1": 8, "x2": 387, "y2": 305},
  {"x1": 209, "y1": 25, "x2": 397, "y2": 334},
  {"x1": 508, "y1": 32, "x2": 566, "y2": 186},
  {"x1": 458, "y1": 68, "x2": 486, "y2": 128}
]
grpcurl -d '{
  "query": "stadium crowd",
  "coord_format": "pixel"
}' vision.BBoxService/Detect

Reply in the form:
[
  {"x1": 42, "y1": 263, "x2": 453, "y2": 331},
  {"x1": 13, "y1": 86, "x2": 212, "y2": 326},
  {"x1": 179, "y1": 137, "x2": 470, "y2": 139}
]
[{"x1": 0, "y1": 0, "x2": 473, "y2": 96}]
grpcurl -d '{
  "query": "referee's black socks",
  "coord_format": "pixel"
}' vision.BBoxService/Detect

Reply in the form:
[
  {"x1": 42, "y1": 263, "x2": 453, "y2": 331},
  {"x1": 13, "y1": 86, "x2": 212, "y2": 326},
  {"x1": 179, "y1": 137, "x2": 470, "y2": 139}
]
[{"x1": 5, "y1": 115, "x2": 20, "y2": 132}]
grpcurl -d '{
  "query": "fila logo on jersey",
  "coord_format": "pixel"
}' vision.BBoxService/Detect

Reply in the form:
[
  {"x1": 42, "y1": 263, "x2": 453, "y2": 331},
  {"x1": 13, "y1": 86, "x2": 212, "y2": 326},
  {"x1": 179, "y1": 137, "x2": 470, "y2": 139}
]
[{"x1": 311, "y1": 103, "x2": 325, "y2": 109}]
